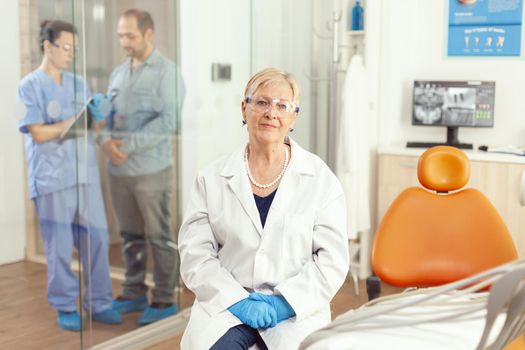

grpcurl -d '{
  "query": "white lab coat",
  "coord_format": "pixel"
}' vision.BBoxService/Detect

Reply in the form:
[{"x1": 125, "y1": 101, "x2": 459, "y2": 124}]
[
  {"x1": 179, "y1": 138, "x2": 349, "y2": 350},
  {"x1": 335, "y1": 54, "x2": 370, "y2": 240}
]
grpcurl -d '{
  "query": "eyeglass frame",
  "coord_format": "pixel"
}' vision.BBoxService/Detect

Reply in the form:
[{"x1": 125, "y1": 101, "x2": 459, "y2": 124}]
[
  {"x1": 245, "y1": 96, "x2": 300, "y2": 117},
  {"x1": 51, "y1": 42, "x2": 78, "y2": 53}
]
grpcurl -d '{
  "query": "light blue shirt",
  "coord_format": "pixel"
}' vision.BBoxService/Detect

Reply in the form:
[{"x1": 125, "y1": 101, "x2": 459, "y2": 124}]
[
  {"x1": 99, "y1": 49, "x2": 184, "y2": 176},
  {"x1": 17, "y1": 69, "x2": 100, "y2": 199}
]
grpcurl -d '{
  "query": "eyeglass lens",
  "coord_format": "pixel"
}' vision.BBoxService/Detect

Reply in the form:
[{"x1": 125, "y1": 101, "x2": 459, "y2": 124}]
[
  {"x1": 250, "y1": 97, "x2": 296, "y2": 116},
  {"x1": 54, "y1": 43, "x2": 77, "y2": 52}
]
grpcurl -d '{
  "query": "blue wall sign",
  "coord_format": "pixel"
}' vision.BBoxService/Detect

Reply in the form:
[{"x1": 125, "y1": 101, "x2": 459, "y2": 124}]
[{"x1": 448, "y1": 0, "x2": 523, "y2": 56}]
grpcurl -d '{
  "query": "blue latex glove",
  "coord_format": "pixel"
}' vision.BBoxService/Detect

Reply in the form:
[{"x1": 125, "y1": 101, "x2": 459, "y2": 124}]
[
  {"x1": 228, "y1": 298, "x2": 277, "y2": 329},
  {"x1": 249, "y1": 292, "x2": 296, "y2": 323},
  {"x1": 87, "y1": 93, "x2": 112, "y2": 122}
]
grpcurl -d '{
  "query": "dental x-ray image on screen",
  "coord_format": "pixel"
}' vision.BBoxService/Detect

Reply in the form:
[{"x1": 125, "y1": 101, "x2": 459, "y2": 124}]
[
  {"x1": 412, "y1": 80, "x2": 495, "y2": 127},
  {"x1": 413, "y1": 82, "x2": 446, "y2": 124},
  {"x1": 442, "y1": 87, "x2": 476, "y2": 125},
  {"x1": 408, "y1": 80, "x2": 495, "y2": 149}
]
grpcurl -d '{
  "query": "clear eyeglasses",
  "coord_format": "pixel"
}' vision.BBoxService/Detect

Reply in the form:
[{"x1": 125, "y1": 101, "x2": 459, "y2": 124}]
[
  {"x1": 245, "y1": 96, "x2": 300, "y2": 117},
  {"x1": 52, "y1": 42, "x2": 78, "y2": 53}
]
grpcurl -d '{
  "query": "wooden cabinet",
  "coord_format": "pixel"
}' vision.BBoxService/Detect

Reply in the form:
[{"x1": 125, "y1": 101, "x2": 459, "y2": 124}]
[{"x1": 377, "y1": 151, "x2": 525, "y2": 257}]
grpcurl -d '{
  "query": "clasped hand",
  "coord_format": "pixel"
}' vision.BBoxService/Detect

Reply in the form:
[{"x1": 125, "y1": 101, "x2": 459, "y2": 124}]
[
  {"x1": 228, "y1": 293, "x2": 296, "y2": 329},
  {"x1": 102, "y1": 139, "x2": 128, "y2": 165},
  {"x1": 228, "y1": 298, "x2": 276, "y2": 329}
]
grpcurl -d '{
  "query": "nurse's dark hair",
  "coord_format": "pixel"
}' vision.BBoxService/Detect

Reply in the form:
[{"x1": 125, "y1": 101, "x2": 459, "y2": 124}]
[
  {"x1": 39, "y1": 20, "x2": 77, "y2": 53},
  {"x1": 121, "y1": 8, "x2": 154, "y2": 34}
]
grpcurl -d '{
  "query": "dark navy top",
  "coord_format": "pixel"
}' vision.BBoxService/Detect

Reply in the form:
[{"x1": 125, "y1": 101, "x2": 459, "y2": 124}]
[{"x1": 253, "y1": 189, "x2": 277, "y2": 228}]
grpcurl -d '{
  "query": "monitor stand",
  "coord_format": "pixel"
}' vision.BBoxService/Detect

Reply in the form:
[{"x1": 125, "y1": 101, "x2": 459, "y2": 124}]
[{"x1": 406, "y1": 126, "x2": 473, "y2": 150}]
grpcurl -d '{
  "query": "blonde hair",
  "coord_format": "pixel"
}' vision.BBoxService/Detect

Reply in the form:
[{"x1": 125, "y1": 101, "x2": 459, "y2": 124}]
[{"x1": 243, "y1": 68, "x2": 300, "y2": 104}]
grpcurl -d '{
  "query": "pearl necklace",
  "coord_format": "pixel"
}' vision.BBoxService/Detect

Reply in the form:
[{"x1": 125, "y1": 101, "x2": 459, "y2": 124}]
[{"x1": 244, "y1": 146, "x2": 289, "y2": 189}]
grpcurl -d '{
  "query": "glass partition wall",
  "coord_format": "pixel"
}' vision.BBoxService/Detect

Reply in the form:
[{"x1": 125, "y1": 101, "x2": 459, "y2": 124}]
[
  {"x1": 17, "y1": 2, "x2": 91, "y2": 348},
  {"x1": 13, "y1": 0, "x2": 339, "y2": 348},
  {"x1": 18, "y1": 0, "x2": 185, "y2": 348}
]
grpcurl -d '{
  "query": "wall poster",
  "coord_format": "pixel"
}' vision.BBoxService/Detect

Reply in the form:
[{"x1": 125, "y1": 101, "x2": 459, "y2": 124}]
[{"x1": 448, "y1": 0, "x2": 523, "y2": 56}]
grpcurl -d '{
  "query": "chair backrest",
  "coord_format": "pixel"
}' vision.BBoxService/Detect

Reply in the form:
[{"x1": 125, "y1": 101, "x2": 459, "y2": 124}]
[{"x1": 372, "y1": 146, "x2": 518, "y2": 287}]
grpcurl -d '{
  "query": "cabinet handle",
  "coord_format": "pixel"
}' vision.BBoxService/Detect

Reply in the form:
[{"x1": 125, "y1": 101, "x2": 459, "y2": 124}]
[
  {"x1": 398, "y1": 161, "x2": 418, "y2": 169},
  {"x1": 520, "y1": 169, "x2": 525, "y2": 207}
]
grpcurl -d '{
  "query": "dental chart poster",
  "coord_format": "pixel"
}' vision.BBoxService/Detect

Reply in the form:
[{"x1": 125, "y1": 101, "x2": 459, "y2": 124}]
[{"x1": 448, "y1": 0, "x2": 523, "y2": 56}]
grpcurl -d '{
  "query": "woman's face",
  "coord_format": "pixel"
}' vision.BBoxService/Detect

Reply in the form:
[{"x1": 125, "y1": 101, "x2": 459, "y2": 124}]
[
  {"x1": 46, "y1": 31, "x2": 76, "y2": 70},
  {"x1": 242, "y1": 82, "x2": 298, "y2": 146}
]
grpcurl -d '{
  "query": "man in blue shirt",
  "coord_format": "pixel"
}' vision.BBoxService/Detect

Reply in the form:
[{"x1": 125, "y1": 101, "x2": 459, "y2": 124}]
[{"x1": 92, "y1": 8, "x2": 183, "y2": 325}]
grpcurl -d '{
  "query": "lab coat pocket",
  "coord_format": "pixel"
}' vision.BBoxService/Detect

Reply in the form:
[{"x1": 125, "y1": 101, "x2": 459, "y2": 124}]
[{"x1": 282, "y1": 214, "x2": 314, "y2": 265}]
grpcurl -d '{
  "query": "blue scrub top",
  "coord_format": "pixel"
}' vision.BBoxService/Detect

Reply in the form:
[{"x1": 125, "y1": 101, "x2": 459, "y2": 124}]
[{"x1": 17, "y1": 69, "x2": 100, "y2": 198}]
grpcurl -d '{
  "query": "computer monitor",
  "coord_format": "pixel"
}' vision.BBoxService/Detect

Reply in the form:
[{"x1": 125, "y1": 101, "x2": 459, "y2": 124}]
[{"x1": 407, "y1": 80, "x2": 495, "y2": 149}]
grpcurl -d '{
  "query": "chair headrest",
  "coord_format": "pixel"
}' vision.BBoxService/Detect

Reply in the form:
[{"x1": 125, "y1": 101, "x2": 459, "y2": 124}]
[{"x1": 418, "y1": 146, "x2": 470, "y2": 192}]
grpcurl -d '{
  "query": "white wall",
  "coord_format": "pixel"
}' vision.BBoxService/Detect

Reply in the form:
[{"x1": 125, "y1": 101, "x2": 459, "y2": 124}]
[
  {"x1": 179, "y1": 0, "x2": 251, "y2": 206},
  {"x1": 251, "y1": 0, "x2": 313, "y2": 151},
  {"x1": 377, "y1": 0, "x2": 525, "y2": 148},
  {"x1": 0, "y1": 1, "x2": 26, "y2": 264}
]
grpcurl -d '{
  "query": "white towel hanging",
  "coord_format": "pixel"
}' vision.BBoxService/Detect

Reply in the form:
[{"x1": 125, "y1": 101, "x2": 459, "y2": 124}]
[{"x1": 335, "y1": 53, "x2": 370, "y2": 240}]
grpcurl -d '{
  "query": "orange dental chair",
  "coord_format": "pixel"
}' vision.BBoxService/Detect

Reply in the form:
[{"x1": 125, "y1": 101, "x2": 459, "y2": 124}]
[
  {"x1": 301, "y1": 146, "x2": 524, "y2": 350},
  {"x1": 369, "y1": 145, "x2": 522, "y2": 349},
  {"x1": 371, "y1": 145, "x2": 518, "y2": 288}
]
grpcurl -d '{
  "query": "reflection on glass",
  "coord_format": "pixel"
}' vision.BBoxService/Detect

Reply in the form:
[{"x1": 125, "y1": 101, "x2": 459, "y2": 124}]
[
  {"x1": 6, "y1": 0, "x2": 192, "y2": 346},
  {"x1": 93, "y1": 8, "x2": 183, "y2": 326},
  {"x1": 16, "y1": 19, "x2": 118, "y2": 334}
]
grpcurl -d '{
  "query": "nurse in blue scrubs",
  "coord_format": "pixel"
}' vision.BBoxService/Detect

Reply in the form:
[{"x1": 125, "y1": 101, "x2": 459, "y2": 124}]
[{"x1": 16, "y1": 20, "x2": 121, "y2": 331}]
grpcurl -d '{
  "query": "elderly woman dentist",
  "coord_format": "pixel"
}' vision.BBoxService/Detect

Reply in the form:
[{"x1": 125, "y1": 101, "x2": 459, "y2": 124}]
[{"x1": 178, "y1": 68, "x2": 349, "y2": 349}]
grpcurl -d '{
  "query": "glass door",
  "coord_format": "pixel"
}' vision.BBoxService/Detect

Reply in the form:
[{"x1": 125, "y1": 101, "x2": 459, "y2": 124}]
[
  {"x1": 17, "y1": 0, "x2": 186, "y2": 348},
  {"x1": 17, "y1": 0, "x2": 88, "y2": 348},
  {"x1": 80, "y1": 0, "x2": 185, "y2": 347}
]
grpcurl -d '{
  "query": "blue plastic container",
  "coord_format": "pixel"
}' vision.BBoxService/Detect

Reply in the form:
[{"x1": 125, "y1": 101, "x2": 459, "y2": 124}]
[{"x1": 350, "y1": 0, "x2": 364, "y2": 31}]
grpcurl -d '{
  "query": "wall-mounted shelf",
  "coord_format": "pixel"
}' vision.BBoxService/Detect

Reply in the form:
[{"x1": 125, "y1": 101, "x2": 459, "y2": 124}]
[{"x1": 347, "y1": 30, "x2": 365, "y2": 36}]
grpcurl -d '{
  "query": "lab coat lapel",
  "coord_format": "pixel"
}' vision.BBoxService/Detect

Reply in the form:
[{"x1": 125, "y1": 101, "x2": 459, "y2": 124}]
[
  {"x1": 221, "y1": 146, "x2": 263, "y2": 236},
  {"x1": 266, "y1": 161, "x2": 298, "y2": 227},
  {"x1": 265, "y1": 139, "x2": 314, "y2": 229}
]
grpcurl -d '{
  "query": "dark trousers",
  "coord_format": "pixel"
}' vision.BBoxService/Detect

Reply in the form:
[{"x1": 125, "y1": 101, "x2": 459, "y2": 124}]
[
  {"x1": 210, "y1": 325, "x2": 269, "y2": 350},
  {"x1": 109, "y1": 167, "x2": 179, "y2": 303}
]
